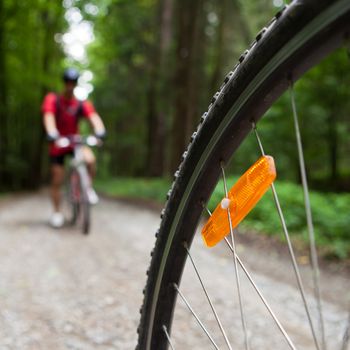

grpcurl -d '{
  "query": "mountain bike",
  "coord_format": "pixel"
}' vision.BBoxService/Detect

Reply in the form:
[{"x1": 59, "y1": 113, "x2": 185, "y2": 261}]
[
  {"x1": 57, "y1": 134, "x2": 101, "y2": 235},
  {"x1": 137, "y1": 1, "x2": 350, "y2": 349}
]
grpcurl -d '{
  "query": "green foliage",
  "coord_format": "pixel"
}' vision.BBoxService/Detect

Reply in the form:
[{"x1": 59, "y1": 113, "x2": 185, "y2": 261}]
[
  {"x1": 86, "y1": 0, "x2": 272, "y2": 177},
  {"x1": 95, "y1": 177, "x2": 171, "y2": 203},
  {"x1": 3, "y1": 0, "x2": 348, "y2": 192},
  {"x1": 0, "y1": 0, "x2": 65, "y2": 190},
  {"x1": 85, "y1": 0, "x2": 157, "y2": 175},
  {"x1": 228, "y1": 48, "x2": 350, "y2": 191},
  {"x1": 209, "y1": 178, "x2": 350, "y2": 259}
]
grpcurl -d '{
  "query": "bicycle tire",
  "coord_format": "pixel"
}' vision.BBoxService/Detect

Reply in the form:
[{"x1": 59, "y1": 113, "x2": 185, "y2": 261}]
[
  {"x1": 68, "y1": 169, "x2": 80, "y2": 225},
  {"x1": 77, "y1": 166, "x2": 91, "y2": 235},
  {"x1": 137, "y1": 1, "x2": 350, "y2": 349},
  {"x1": 81, "y1": 198, "x2": 90, "y2": 235}
]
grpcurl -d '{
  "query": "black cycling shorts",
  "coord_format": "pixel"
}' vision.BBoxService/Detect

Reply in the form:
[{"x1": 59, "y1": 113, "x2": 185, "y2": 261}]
[{"x1": 49, "y1": 151, "x2": 74, "y2": 166}]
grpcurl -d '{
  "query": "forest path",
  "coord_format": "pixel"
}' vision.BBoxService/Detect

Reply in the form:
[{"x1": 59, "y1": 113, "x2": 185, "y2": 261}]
[{"x1": 0, "y1": 192, "x2": 348, "y2": 349}]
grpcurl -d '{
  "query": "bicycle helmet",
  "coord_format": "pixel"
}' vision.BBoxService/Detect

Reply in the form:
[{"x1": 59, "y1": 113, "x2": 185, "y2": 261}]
[{"x1": 63, "y1": 68, "x2": 80, "y2": 83}]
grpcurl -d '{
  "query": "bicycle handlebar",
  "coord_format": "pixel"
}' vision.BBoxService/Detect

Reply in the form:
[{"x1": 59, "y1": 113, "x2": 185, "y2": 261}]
[{"x1": 55, "y1": 135, "x2": 102, "y2": 148}]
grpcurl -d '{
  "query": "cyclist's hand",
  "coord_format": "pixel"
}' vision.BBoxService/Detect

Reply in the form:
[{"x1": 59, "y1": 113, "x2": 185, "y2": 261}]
[
  {"x1": 47, "y1": 131, "x2": 60, "y2": 142},
  {"x1": 95, "y1": 130, "x2": 106, "y2": 140},
  {"x1": 55, "y1": 137, "x2": 70, "y2": 148}
]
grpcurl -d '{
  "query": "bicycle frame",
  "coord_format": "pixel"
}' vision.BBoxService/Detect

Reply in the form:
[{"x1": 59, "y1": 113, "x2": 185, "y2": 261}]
[{"x1": 56, "y1": 134, "x2": 101, "y2": 234}]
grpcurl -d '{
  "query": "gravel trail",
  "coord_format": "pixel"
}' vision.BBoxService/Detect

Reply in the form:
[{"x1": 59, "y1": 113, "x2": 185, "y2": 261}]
[{"x1": 0, "y1": 192, "x2": 348, "y2": 349}]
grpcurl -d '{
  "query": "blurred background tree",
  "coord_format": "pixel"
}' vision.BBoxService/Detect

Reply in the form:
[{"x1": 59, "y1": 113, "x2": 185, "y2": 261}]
[
  {"x1": 0, "y1": 0, "x2": 65, "y2": 190},
  {"x1": 0, "y1": 0, "x2": 349, "y2": 192}
]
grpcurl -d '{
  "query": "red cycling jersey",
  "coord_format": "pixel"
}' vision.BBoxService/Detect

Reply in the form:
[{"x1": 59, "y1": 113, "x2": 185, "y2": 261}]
[{"x1": 42, "y1": 92, "x2": 96, "y2": 156}]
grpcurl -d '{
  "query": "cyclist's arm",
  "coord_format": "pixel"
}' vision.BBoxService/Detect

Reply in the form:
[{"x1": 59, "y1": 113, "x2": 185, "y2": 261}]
[
  {"x1": 82, "y1": 100, "x2": 106, "y2": 138},
  {"x1": 89, "y1": 112, "x2": 106, "y2": 136},
  {"x1": 42, "y1": 92, "x2": 59, "y2": 140},
  {"x1": 43, "y1": 112, "x2": 59, "y2": 138}
]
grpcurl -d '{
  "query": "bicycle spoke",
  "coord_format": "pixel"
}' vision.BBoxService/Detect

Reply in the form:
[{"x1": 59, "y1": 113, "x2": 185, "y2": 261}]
[
  {"x1": 173, "y1": 284, "x2": 220, "y2": 350},
  {"x1": 290, "y1": 83, "x2": 327, "y2": 350},
  {"x1": 202, "y1": 202, "x2": 212, "y2": 217},
  {"x1": 203, "y1": 202, "x2": 297, "y2": 349},
  {"x1": 252, "y1": 121, "x2": 266, "y2": 156},
  {"x1": 162, "y1": 325, "x2": 176, "y2": 350},
  {"x1": 221, "y1": 164, "x2": 250, "y2": 350},
  {"x1": 223, "y1": 237, "x2": 298, "y2": 350},
  {"x1": 184, "y1": 242, "x2": 233, "y2": 350},
  {"x1": 253, "y1": 123, "x2": 321, "y2": 350}
]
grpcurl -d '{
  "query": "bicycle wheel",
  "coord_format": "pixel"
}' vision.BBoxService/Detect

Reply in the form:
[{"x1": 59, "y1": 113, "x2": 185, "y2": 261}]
[
  {"x1": 81, "y1": 195, "x2": 90, "y2": 235},
  {"x1": 68, "y1": 169, "x2": 80, "y2": 225},
  {"x1": 137, "y1": 1, "x2": 350, "y2": 349},
  {"x1": 77, "y1": 165, "x2": 91, "y2": 235}
]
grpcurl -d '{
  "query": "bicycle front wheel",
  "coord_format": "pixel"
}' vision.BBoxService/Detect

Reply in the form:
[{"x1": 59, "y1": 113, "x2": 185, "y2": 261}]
[
  {"x1": 69, "y1": 166, "x2": 91, "y2": 234},
  {"x1": 77, "y1": 165, "x2": 91, "y2": 235},
  {"x1": 68, "y1": 169, "x2": 80, "y2": 226},
  {"x1": 137, "y1": 1, "x2": 350, "y2": 349}
]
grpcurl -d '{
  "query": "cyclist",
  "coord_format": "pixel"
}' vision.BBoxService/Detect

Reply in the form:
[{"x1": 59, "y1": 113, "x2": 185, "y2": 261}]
[{"x1": 42, "y1": 68, "x2": 106, "y2": 228}]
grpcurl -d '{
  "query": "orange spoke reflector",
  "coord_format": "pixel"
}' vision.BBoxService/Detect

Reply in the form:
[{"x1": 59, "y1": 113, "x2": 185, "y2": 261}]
[{"x1": 202, "y1": 155, "x2": 276, "y2": 247}]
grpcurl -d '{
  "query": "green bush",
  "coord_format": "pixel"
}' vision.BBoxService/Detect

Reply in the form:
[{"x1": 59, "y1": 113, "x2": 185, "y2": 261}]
[
  {"x1": 209, "y1": 178, "x2": 350, "y2": 259},
  {"x1": 95, "y1": 177, "x2": 171, "y2": 203}
]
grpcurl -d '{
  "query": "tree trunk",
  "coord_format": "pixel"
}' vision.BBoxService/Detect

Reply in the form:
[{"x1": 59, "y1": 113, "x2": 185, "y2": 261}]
[
  {"x1": 171, "y1": 0, "x2": 205, "y2": 173},
  {"x1": 146, "y1": 0, "x2": 173, "y2": 177},
  {"x1": 146, "y1": 85, "x2": 166, "y2": 176},
  {"x1": 328, "y1": 113, "x2": 338, "y2": 187},
  {"x1": 232, "y1": 0, "x2": 252, "y2": 46},
  {"x1": 30, "y1": 9, "x2": 51, "y2": 188},
  {"x1": 210, "y1": 0, "x2": 229, "y2": 93}
]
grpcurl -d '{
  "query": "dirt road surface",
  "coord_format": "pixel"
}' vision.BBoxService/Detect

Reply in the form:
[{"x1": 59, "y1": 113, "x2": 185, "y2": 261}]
[{"x1": 0, "y1": 192, "x2": 348, "y2": 349}]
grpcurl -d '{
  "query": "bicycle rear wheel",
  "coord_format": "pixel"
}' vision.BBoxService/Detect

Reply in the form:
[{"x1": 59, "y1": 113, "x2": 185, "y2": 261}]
[{"x1": 137, "y1": 1, "x2": 350, "y2": 349}]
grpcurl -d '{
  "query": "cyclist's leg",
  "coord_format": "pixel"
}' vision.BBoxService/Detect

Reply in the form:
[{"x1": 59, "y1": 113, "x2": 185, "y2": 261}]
[
  {"x1": 82, "y1": 146, "x2": 98, "y2": 204},
  {"x1": 49, "y1": 155, "x2": 66, "y2": 227},
  {"x1": 50, "y1": 157, "x2": 65, "y2": 211},
  {"x1": 82, "y1": 146, "x2": 96, "y2": 179}
]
